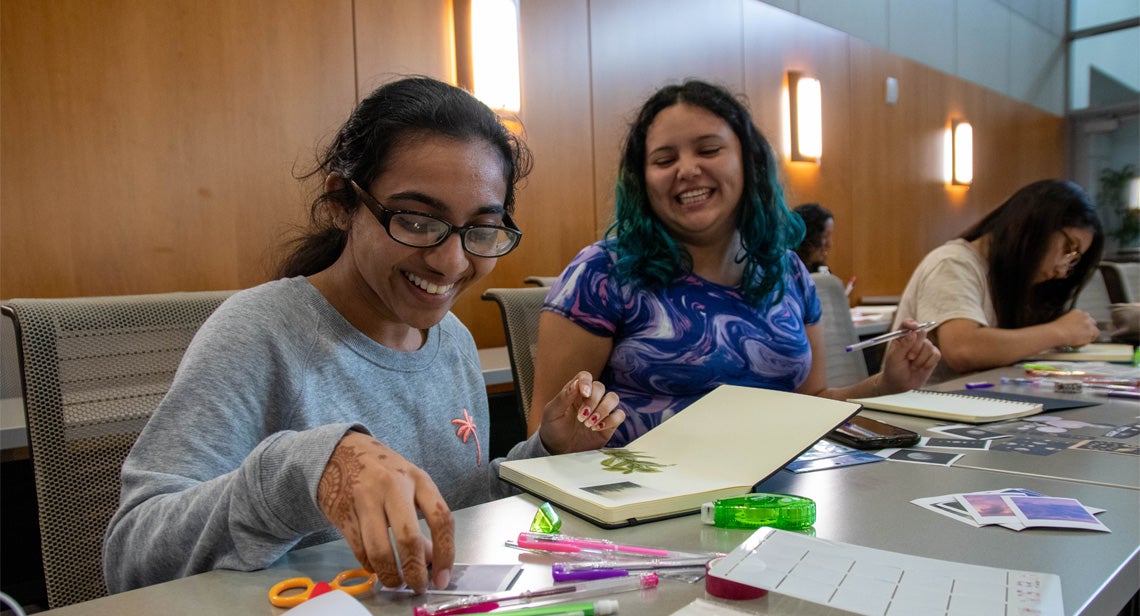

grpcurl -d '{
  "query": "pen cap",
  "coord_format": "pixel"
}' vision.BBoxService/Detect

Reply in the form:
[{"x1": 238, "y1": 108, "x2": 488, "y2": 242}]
[
  {"x1": 701, "y1": 493, "x2": 816, "y2": 530},
  {"x1": 595, "y1": 599, "x2": 620, "y2": 615}
]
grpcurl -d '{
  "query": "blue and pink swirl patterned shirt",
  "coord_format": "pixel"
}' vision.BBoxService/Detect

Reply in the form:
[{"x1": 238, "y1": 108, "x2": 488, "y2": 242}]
[{"x1": 545, "y1": 241, "x2": 821, "y2": 446}]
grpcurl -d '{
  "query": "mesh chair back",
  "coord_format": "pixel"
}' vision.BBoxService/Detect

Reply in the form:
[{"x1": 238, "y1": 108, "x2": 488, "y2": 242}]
[
  {"x1": 481, "y1": 287, "x2": 549, "y2": 423},
  {"x1": 2, "y1": 291, "x2": 232, "y2": 607},
  {"x1": 811, "y1": 272, "x2": 869, "y2": 387}
]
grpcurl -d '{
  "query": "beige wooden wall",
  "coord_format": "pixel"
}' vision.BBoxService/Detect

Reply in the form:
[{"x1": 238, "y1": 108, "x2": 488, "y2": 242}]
[{"x1": 0, "y1": 0, "x2": 1063, "y2": 349}]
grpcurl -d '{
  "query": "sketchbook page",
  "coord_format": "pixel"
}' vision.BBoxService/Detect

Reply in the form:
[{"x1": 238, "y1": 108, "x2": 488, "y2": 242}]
[
  {"x1": 1027, "y1": 343, "x2": 1135, "y2": 362},
  {"x1": 710, "y1": 528, "x2": 1064, "y2": 616},
  {"x1": 847, "y1": 390, "x2": 1042, "y2": 423},
  {"x1": 499, "y1": 386, "x2": 859, "y2": 522},
  {"x1": 498, "y1": 448, "x2": 745, "y2": 516},
  {"x1": 625, "y1": 385, "x2": 861, "y2": 486}
]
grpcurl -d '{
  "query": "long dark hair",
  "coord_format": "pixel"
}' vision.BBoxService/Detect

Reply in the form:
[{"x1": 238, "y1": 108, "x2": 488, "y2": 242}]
[
  {"x1": 277, "y1": 76, "x2": 533, "y2": 277},
  {"x1": 961, "y1": 179, "x2": 1104, "y2": 328},
  {"x1": 608, "y1": 80, "x2": 803, "y2": 306}
]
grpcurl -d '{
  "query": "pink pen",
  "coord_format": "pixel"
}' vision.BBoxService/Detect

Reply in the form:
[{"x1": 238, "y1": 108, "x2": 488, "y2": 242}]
[
  {"x1": 413, "y1": 572, "x2": 658, "y2": 616},
  {"x1": 517, "y1": 532, "x2": 671, "y2": 557}
]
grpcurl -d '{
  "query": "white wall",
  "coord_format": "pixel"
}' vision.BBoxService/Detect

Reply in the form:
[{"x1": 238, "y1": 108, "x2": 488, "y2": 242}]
[{"x1": 760, "y1": 0, "x2": 1068, "y2": 114}]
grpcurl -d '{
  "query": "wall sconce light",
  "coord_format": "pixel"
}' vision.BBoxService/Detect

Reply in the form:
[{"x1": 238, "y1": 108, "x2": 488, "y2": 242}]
[
  {"x1": 952, "y1": 119, "x2": 973, "y2": 185},
  {"x1": 787, "y1": 71, "x2": 822, "y2": 162},
  {"x1": 454, "y1": 0, "x2": 521, "y2": 113}
]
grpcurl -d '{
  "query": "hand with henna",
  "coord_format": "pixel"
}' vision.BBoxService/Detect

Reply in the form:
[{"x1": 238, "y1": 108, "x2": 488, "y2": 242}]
[{"x1": 316, "y1": 431, "x2": 454, "y2": 594}]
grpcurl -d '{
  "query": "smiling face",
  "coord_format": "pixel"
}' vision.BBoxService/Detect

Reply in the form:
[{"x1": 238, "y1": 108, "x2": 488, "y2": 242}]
[
  {"x1": 1034, "y1": 226, "x2": 1094, "y2": 284},
  {"x1": 337, "y1": 135, "x2": 508, "y2": 340},
  {"x1": 643, "y1": 103, "x2": 744, "y2": 247}
]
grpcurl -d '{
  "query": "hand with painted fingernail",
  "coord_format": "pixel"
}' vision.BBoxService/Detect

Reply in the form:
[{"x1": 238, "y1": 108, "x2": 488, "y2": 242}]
[{"x1": 537, "y1": 371, "x2": 625, "y2": 454}]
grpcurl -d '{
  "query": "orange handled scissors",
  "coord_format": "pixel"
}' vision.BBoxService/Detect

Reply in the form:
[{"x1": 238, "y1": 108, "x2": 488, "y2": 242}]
[{"x1": 268, "y1": 568, "x2": 378, "y2": 608}]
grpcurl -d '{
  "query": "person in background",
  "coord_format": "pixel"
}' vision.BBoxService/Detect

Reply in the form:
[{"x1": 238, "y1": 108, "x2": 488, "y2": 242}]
[
  {"x1": 892, "y1": 179, "x2": 1104, "y2": 383},
  {"x1": 526, "y1": 80, "x2": 939, "y2": 444},
  {"x1": 793, "y1": 203, "x2": 834, "y2": 273},
  {"x1": 103, "y1": 77, "x2": 622, "y2": 594}
]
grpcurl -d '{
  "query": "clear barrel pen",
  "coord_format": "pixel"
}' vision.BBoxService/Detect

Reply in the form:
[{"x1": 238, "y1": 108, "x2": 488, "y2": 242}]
[
  {"x1": 846, "y1": 321, "x2": 936, "y2": 353},
  {"x1": 517, "y1": 531, "x2": 676, "y2": 557},
  {"x1": 554, "y1": 557, "x2": 713, "y2": 572},
  {"x1": 412, "y1": 573, "x2": 658, "y2": 616}
]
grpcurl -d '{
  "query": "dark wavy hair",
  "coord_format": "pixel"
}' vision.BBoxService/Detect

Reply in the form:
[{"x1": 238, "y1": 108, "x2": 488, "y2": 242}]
[
  {"x1": 793, "y1": 203, "x2": 833, "y2": 271},
  {"x1": 607, "y1": 80, "x2": 804, "y2": 306},
  {"x1": 278, "y1": 76, "x2": 533, "y2": 277},
  {"x1": 961, "y1": 179, "x2": 1104, "y2": 329}
]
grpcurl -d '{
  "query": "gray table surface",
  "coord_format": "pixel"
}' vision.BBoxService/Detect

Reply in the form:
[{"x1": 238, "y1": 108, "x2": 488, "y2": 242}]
[
  {"x1": 860, "y1": 365, "x2": 1140, "y2": 490},
  {"x1": 39, "y1": 367, "x2": 1140, "y2": 616}
]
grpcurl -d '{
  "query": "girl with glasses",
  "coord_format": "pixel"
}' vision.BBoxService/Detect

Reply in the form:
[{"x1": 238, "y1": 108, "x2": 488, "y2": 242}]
[
  {"x1": 892, "y1": 179, "x2": 1105, "y2": 383},
  {"x1": 104, "y1": 77, "x2": 622, "y2": 595}
]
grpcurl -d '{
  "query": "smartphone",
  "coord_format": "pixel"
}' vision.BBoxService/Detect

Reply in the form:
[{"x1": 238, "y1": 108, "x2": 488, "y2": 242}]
[{"x1": 828, "y1": 415, "x2": 919, "y2": 450}]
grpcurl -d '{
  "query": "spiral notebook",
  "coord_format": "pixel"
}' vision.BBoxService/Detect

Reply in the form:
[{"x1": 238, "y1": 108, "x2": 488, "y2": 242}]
[{"x1": 847, "y1": 390, "x2": 1043, "y2": 424}]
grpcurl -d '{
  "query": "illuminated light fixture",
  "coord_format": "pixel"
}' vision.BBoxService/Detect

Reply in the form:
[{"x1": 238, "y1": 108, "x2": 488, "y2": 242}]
[
  {"x1": 951, "y1": 119, "x2": 973, "y2": 186},
  {"x1": 454, "y1": 0, "x2": 521, "y2": 113},
  {"x1": 787, "y1": 71, "x2": 822, "y2": 162}
]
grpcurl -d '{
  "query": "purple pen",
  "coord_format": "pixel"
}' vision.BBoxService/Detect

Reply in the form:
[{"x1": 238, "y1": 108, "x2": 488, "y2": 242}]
[{"x1": 552, "y1": 564, "x2": 629, "y2": 582}]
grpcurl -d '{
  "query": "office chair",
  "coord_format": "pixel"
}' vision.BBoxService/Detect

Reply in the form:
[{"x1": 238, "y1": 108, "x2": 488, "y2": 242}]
[
  {"x1": 1099, "y1": 262, "x2": 1138, "y2": 304},
  {"x1": 810, "y1": 272, "x2": 869, "y2": 387},
  {"x1": 481, "y1": 287, "x2": 550, "y2": 426},
  {"x1": 2, "y1": 290, "x2": 232, "y2": 607},
  {"x1": 523, "y1": 276, "x2": 559, "y2": 287}
]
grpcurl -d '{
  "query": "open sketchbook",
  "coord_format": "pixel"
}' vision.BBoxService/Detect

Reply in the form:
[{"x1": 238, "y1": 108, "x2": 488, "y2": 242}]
[
  {"x1": 498, "y1": 385, "x2": 859, "y2": 528},
  {"x1": 1028, "y1": 343, "x2": 1135, "y2": 362},
  {"x1": 847, "y1": 390, "x2": 1043, "y2": 424}
]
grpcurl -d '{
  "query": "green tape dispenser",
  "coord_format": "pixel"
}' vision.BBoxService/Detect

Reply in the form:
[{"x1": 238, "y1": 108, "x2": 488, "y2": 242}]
[{"x1": 701, "y1": 493, "x2": 816, "y2": 530}]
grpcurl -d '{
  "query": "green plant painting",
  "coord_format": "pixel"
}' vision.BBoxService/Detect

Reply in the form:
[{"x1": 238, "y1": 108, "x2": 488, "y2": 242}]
[{"x1": 599, "y1": 448, "x2": 674, "y2": 474}]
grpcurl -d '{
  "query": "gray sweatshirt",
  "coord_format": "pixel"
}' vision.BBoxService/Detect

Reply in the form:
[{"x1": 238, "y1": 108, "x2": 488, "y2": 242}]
[{"x1": 102, "y1": 277, "x2": 546, "y2": 592}]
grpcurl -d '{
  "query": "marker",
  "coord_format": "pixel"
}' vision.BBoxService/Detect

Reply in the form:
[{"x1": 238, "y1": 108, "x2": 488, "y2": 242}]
[
  {"x1": 489, "y1": 600, "x2": 619, "y2": 616},
  {"x1": 846, "y1": 321, "x2": 937, "y2": 352},
  {"x1": 413, "y1": 574, "x2": 656, "y2": 616},
  {"x1": 965, "y1": 381, "x2": 993, "y2": 389},
  {"x1": 517, "y1": 532, "x2": 671, "y2": 557},
  {"x1": 845, "y1": 276, "x2": 856, "y2": 296}
]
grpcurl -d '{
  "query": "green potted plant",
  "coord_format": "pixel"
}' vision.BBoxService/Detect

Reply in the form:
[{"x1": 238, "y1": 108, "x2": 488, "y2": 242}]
[{"x1": 1098, "y1": 164, "x2": 1139, "y2": 252}]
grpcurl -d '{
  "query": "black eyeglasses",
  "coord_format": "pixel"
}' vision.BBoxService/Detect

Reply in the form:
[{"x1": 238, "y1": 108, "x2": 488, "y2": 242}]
[{"x1": 350, "y1": 181, "x2": 522, "y2": 258}]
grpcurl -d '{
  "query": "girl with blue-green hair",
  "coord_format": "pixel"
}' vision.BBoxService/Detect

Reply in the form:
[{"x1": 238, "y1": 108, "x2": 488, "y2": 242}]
[{"x1": 529, "y1": 80, "x2": 939, "y2": 445}]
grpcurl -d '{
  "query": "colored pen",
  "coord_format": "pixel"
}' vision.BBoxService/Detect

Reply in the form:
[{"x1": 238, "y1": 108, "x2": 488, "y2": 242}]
[
  {"x1": 518, "y1": 532, "x2": 671, "y2": 557},
  {"x1": 555, "y1": 557, "x2": 711, "y2": 572},
  {"x1": 487, "y1": 600, "x2": 619, "y2": 616},
  {"x1": 551, "y1": 566, "x2": 629, "y2": 582},
  {"x1": 413, "y1": 573, "x2": 657, "y2": 616},
  {"x1": 845, "y1": 321, "x2": 937, "y2": 352},
  {"x1": 1099, "y1": 390, "x2": 1140, "y2": 400}
]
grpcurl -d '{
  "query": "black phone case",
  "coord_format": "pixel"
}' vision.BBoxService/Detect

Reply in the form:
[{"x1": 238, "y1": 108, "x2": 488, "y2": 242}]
[{"x1": 827, "y1": 421, "x2": 919, "y2": 450}]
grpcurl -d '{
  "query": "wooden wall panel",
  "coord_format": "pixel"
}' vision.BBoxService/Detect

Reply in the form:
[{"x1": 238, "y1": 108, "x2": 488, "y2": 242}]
[
  {"x1": 742, "y1": 2, "x2": 855, "y2": 284},
  {"x1": 0, "y1": 0, "x2": 1065, "y2": 349},
  {"x1": 354, "y1": 0, "x2": 456, "y2": 92},
  {"x1": 588, "y1": 0, "x2": 745, "y2": 237},
  {"x1": 451, "y1": 0, "x2": 595, "y2": 347},
  {"x1": 0, "y1": 0, "x2": 357, "y2": 298},
  {"x1": 847, "y1": 38, "x2": 1064, "y2": 303}
]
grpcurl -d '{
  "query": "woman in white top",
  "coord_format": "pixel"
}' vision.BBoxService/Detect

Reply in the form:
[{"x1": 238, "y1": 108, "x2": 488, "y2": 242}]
[{"x1": 893, "y1": 179, "x2": 1104, "y2": 383}]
